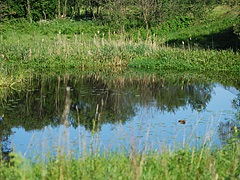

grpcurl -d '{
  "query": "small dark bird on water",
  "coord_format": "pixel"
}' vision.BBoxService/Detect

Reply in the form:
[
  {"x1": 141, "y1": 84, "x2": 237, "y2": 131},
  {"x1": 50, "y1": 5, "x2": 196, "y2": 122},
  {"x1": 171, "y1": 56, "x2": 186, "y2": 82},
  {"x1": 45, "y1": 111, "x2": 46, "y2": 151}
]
[
  {"x1": 0, "y1": 114, "x2": 4, "y2": 121},
  {"x1": 178, "y1": 119, "x2": 186, "y2": 124}
]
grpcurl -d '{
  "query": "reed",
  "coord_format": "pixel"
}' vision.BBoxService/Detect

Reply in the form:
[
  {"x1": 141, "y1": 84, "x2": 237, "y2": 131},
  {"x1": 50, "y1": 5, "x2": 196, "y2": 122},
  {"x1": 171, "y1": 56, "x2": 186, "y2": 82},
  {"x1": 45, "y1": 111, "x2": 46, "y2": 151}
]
[
  {"x1": 1, "y1": 27, "x2": 239, "y2": 73},
  {"x1": 0, "y1": 124, "x2": 239, "y2": 179}
]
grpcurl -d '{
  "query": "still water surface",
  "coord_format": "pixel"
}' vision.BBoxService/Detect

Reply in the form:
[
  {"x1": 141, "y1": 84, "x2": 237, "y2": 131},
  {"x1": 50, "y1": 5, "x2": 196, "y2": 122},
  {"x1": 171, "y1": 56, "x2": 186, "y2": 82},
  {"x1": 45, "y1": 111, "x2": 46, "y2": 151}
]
[{"x1": 1, "y1": 75, "x2": 239, "y2": 159}]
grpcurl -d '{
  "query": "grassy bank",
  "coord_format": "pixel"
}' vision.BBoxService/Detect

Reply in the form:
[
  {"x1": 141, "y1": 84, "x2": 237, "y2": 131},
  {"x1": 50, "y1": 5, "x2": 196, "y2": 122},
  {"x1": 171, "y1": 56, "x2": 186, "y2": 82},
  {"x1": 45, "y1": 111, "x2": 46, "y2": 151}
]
[
  {"x1": 0, "y1": 22, "x2": 239, "y2": 74},
  {"x1": 0, "y1": 141, "x2": 239, "y2": 179},
  {"x1": 0, "y1": 6, "x2": 239, "y2": 80}
]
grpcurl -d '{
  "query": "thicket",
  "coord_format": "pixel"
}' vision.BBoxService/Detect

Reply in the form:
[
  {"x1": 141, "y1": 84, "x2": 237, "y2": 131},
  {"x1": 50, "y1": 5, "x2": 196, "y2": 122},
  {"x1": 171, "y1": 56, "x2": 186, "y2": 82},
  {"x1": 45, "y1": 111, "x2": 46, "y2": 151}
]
[
  {"x1": 1, "y1": 0, "x2": 239, "y2": 28},
  {"x1": 1, "y1": 1, "x2": 239, "y2": 42}
]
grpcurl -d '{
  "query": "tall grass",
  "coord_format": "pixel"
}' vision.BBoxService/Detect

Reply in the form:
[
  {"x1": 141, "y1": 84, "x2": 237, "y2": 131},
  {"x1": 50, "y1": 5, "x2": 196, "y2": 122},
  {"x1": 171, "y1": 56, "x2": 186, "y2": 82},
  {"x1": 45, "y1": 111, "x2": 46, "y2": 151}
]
[
  {"x1": 0, "y1": 128, "x2": 239, "y2": 179},
  {"x1": 1, "y1": 24, "x2": 239, "y2": 72}
]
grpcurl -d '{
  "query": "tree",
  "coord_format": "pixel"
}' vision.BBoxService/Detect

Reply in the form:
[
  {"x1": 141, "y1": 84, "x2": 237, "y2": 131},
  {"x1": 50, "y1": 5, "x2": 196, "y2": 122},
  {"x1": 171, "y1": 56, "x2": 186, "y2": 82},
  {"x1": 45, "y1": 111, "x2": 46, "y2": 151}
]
[
  {"x1": 139, "y1": 0, "x2": 155, "y2": 29},
  {"x1": 58, "y1": 0, "x2": 61, "y2": 17},
  {"x1": 26, "y1": 0, "x2": 32, "y2": 22}
]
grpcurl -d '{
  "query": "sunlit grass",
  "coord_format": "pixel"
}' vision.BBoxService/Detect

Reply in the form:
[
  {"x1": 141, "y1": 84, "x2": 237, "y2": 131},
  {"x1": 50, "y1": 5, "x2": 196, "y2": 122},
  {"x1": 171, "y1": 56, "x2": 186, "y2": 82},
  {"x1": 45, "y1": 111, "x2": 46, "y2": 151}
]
[
  {"x1": 0, "y1": 129, "x2": 239, "y2": 179},
  {"x1": 1, "y1": 29, "x2": 239, "y2": 72}
]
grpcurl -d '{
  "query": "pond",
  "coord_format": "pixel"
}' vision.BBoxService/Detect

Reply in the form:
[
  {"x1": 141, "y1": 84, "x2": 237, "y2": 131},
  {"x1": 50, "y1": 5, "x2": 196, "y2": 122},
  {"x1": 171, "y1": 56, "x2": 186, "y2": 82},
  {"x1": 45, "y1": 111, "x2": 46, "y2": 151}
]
[{"x1": 0, "y1": 73, "x2": 239, "y2": 160}]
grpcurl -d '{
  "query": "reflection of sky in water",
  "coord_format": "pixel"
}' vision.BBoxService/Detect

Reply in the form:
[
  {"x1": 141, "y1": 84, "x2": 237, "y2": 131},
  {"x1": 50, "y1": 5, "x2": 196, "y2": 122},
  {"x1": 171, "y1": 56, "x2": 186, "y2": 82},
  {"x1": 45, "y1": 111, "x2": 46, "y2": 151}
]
[{"x1": 10, "y1": 84, "x2": 238, "y2": 159}]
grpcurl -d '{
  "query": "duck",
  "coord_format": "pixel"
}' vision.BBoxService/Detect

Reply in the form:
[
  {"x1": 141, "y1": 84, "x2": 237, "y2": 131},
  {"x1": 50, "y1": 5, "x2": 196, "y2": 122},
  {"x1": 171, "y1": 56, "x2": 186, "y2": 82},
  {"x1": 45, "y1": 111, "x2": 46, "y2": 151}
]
[
  {"x1": 0, "y1": 114, "x2": 4, "y2": 121},
  {"x1": 178, "y1": 119, "x2": 186, "y2": 124}
]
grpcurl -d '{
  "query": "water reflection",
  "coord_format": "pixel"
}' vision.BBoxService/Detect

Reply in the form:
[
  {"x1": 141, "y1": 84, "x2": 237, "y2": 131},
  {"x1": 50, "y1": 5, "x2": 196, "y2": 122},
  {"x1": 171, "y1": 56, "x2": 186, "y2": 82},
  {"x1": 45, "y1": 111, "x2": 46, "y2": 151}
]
[
  {"x1": 0, "y1": 120, "x2": 13, "y2": 162},
  {"x1": 218, "y1": 93, "x2": 240, "y2": 143},
  {"x1": 0, "y1": 74, "x2": 239, "y2": 159}
]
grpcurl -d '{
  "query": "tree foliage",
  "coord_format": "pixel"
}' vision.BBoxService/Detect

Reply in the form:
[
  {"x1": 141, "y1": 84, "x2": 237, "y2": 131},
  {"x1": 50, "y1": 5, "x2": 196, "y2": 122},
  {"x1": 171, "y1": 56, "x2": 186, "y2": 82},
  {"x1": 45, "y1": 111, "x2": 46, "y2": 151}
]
[{"x1": 0, "y1": 0, "x2": 238, "y2": 29}]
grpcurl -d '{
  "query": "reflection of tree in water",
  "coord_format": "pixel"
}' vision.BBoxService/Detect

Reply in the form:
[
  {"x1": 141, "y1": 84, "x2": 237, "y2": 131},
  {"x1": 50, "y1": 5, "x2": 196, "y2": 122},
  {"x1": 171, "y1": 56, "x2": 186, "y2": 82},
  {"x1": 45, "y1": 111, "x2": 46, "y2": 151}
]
[
  {"x1": 128, "y1": 77, "x2": 213, "y2": 113},
  {"x1": 0, "y1": 74, "x2": 215, "y2": 133},
  {"x1": 69, "y1": 76, "x2": 137, "y2": 132},
  {"x1": 0, "y1": 121, "x2": 13, "y2": 162},
  {"x1": 218, "y1": 94, "x2": 240, "y2": 144}
]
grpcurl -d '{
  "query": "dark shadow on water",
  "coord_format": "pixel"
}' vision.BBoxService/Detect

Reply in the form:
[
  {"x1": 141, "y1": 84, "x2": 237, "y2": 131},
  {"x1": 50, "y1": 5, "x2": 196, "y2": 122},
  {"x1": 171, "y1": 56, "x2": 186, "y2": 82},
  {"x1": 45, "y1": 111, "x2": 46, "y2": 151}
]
[{"x1": 167, "y1": 27, "x2": 240, "y2": 51}]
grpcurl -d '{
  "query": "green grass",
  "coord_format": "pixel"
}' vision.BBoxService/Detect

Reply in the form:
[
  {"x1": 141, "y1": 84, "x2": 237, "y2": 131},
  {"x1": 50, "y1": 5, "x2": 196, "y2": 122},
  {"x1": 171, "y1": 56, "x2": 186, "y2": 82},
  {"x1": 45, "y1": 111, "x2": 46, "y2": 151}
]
[
  {"x1": 0, "y1": 6, "x2": 239, "y2": 80},
  {"x1": 0, "y1": 141, "x2": 239, "y2": 179},
  {"x1": 129, "y1": 48, "x2": 239, "y2": 72},
  {"x1": 1, "y1": 29, "x2": 239, "y2": 79},
  {"x1": 160, "y1": 5, "x2": 240, "y2": 50}
]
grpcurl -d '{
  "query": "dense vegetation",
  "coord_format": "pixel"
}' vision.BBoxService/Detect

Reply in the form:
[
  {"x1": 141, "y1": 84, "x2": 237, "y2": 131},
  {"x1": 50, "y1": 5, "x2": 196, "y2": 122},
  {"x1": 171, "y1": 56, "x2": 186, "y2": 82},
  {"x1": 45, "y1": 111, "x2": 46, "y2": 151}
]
[
  {"x1": 0, "y1": 141, "x2": 239, "y2": 179},
  {"x1": 0, "y1": 5, "x2": 239, "y2": 89},
  {"x1": 0, "y1": 1, "x2": 240, "y2": 179},
  {"x1": 1, "y1": 0, "x2": 240, "y2": 35}
]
